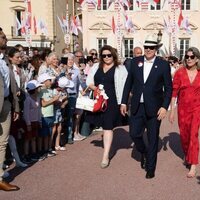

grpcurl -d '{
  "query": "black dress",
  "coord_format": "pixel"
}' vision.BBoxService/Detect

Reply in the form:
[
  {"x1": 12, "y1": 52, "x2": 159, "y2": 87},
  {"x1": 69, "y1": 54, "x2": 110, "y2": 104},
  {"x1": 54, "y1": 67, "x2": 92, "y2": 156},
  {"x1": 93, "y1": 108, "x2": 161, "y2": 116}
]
[{"x1": 85, "y1": 66, "x2": 122, "y2": 130}]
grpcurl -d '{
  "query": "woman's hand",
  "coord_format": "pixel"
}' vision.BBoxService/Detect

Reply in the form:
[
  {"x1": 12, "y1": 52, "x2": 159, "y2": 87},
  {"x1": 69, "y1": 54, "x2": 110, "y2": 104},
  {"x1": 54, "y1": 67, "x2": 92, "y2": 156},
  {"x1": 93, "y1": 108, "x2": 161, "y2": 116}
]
[{"x1": 169, "y1": 110, "x2": 175, "y2": 124}]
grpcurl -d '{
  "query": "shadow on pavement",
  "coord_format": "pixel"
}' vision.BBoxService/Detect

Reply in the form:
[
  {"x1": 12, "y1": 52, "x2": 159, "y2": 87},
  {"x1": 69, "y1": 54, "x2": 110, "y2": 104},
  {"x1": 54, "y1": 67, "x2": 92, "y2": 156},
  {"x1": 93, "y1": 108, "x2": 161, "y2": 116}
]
[
  {"x1": 5, "y1": 162, "x2": 36, "y2": 183},
  {"x1": 131, "y1": 131, "x2": 163, "y2": 162},
  {"x1": 162, "y1": 132, "x2": 184, "y2": 160},
  {"x1": 196, "y1": 176, "x2": 200, "y2": 184},
  {"x1": 90, "y1": 127, "x2": 132, "y2": 161}
]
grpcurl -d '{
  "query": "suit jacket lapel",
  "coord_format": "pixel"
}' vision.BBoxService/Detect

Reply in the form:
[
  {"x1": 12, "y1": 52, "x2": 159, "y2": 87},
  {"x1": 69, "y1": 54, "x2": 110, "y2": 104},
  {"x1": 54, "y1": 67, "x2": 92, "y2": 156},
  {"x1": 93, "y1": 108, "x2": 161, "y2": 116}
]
[{"x1": 137, "y1": 56, "x2": 144, "y2": 84}]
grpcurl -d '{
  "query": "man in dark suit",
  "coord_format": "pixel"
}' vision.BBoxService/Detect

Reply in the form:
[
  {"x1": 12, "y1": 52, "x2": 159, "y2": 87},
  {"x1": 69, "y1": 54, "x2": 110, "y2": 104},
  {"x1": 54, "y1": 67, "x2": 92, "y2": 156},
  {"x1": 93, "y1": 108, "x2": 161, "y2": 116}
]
[
  {"x1": 120, "y1": 34, "x2": 172, "y2": 179},
  {"x1": 0, "y1": 27, "x2": 20, "y2": 191}
]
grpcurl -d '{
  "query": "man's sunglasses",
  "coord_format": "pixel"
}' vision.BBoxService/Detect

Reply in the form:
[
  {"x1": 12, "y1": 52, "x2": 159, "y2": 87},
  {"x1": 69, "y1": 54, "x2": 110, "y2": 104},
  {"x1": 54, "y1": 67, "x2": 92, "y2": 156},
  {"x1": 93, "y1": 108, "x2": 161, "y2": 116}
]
[
  {"x1": 144, "y1": 46, "x2": 156, "y2": 50},
  {"x1": 91, "y1": 53, "x2": 98, "y2": 56},
  {"x1": 102, "y1": 54, "x2": 112, "y2": 58},
  {"x1": 185, "y1": 55, "x2": 195, "y2": 60}
]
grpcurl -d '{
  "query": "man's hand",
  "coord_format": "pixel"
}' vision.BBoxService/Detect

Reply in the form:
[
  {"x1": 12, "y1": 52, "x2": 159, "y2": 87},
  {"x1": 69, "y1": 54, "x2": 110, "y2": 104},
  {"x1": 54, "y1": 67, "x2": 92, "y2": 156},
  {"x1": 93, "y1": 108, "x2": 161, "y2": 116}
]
[
  {"x1": 13, "y1": 112, "x2": 19, "y2": 121},
  {"x1": 120, "y1": 104, "x2": 127, "y2": 116},
  {"x1": 157, "y1": 107, "x2": 167, "y2": 121}
]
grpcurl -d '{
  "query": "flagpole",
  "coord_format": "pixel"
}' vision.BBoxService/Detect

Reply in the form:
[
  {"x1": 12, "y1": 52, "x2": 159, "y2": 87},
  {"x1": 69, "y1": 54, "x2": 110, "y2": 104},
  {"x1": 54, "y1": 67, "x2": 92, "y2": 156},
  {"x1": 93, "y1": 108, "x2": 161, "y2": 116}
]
[
  {"x1": 116, "y1": 2, "x2": 122, "y2": 60},
  {"x1": 171, "y1": 0, "x2": 179, "y2": 56},
  {"x1": 65, "y1": 0, "x2": 71, "y2": 49},
  {"x1": 25, "y1": 0, "x2": 32, "y2": 57}
]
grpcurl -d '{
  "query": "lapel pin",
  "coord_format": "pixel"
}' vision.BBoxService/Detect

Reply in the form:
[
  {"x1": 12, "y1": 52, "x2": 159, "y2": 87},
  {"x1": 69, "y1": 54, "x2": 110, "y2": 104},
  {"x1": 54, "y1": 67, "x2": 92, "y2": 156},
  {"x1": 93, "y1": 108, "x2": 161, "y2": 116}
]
[
  {"x1": 155, "y1": 65, "x2": 158, "y2": 68},
  {"x1": 138, "y1": 62, "x2": 143, "y2": 67}
]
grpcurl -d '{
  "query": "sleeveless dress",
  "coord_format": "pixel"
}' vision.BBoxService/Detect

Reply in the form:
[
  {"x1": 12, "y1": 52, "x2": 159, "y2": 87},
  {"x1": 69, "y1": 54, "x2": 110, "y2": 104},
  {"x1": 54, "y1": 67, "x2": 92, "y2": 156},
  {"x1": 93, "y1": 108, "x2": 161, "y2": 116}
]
[{"x1": 85, "y1": 66, "x2": 121, "y2": 130}]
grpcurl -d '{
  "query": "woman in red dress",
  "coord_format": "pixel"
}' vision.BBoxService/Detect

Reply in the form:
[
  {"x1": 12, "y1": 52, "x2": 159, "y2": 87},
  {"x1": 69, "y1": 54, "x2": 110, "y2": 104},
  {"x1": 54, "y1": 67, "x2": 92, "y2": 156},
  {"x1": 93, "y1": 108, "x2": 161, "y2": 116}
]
[{"x1": 169, "y1": 47, "x2": 200, "y2": 178}]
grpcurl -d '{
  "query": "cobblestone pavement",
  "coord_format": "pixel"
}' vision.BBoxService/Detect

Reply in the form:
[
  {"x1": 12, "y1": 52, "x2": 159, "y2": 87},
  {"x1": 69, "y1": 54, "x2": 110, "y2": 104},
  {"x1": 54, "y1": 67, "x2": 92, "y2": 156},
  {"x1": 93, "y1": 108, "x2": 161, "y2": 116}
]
[{"x1": 1, "y1": 113, "x2": 200, "y2": 200}]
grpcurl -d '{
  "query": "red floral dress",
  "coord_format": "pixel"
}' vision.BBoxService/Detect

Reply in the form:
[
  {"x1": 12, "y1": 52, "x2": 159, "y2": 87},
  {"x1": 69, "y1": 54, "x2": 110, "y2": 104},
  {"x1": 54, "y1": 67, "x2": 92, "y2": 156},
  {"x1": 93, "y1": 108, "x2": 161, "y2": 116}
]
[{"x1": 172, "y1": 67, "x2": 200, "y2": 164}]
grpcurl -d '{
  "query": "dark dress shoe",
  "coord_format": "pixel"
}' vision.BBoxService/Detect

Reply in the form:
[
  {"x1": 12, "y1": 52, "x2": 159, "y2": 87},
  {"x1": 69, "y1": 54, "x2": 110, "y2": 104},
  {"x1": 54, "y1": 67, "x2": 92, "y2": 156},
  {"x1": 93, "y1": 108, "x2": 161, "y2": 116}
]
[
  {"x1": 140, "y1": 154, "x2": 146, "y2": 169},
  {"x1": 146, "y1": 170, "x2": 155, "y2": 179},
  {"x1": 0, "y1": 181, "x2": 20, "y2": 191}
]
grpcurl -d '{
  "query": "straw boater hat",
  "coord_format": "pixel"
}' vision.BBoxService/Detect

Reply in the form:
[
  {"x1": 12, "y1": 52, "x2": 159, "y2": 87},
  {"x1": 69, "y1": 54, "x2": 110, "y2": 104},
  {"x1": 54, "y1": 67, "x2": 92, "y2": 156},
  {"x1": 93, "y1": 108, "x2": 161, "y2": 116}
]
[{"x1": 143, "y1": 34, "x2": 163, "y2": 48}]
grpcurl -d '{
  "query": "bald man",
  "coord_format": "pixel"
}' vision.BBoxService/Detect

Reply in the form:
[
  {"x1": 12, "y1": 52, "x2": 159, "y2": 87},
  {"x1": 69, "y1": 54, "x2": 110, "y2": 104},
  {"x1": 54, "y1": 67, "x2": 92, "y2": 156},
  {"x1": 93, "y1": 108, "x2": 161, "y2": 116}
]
[{"x1": 133, "y1": 47, "x2": 143, "y2": 57}]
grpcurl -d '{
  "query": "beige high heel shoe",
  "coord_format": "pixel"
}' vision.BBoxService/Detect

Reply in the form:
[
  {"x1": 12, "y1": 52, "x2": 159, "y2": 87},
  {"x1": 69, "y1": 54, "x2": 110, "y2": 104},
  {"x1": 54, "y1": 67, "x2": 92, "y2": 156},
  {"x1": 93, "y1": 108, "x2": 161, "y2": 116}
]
[{"x1": 100, "y1": 159, "x2": 109, "y2": 169}]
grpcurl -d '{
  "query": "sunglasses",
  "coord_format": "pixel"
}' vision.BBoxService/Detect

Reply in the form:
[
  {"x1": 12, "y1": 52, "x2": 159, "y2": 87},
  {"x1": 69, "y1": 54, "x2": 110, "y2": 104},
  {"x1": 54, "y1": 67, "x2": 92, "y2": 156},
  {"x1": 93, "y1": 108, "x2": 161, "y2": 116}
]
[
  {"x1": 185, "y1": 55, "x2": 195, "y2": 60},
  {"x1": 102, "y1": 54, "x2": 112, "y2": 58},
  {"x1": 91, "y1": 53, "x2": 98, "y2": 56},
  {"x1": 144, "y1": 46, "x2": 155, "y2": 50}
]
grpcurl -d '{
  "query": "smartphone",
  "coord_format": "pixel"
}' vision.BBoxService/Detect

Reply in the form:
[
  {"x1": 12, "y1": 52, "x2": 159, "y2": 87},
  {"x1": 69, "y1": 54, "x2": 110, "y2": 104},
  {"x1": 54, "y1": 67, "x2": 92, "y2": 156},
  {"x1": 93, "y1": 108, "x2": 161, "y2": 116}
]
[
  {"x1": 79, "y1": 57, "x2": 86, "y2": 64},
  {"x1": 86, "y1": 56, "x2": 93, "y2": 63},
  {"x1": 61, "y1": 57, "x2": 68, "y2": 65}
]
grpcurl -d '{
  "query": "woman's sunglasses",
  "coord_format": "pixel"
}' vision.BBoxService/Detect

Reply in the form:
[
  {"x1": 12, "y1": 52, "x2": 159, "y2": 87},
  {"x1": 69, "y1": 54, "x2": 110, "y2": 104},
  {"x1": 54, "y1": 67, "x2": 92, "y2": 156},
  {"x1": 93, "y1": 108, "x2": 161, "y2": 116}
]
[
  {"x1": 91, "y1": 53, "x2": 98, "y2": 56},
  {"x1": 102, "y1": 54, "x2": 112, "y2": 58},
  {"x1": 185, "y1": 55, "x2": 195, "y2": 60}
]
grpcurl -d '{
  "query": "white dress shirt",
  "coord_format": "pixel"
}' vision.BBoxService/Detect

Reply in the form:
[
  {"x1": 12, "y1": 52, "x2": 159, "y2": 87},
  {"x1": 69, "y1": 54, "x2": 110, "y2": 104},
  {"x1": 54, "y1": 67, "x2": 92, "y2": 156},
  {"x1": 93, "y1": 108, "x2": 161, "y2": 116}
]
[
  {"x1": 140, "y1": 57, "x2": 156, "y2": 102},
  {"x1": 0, "y1": 55, "x2": 10, "y2": 97}
]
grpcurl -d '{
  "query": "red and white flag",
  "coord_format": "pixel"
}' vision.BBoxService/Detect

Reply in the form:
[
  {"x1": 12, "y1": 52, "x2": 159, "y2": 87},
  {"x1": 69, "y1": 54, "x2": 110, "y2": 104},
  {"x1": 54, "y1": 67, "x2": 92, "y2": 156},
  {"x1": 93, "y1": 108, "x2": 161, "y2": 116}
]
[
  {"x1": 148, "y1": 0, "x2": 160, "y2": 7},
  {"x1": 182, "y1": 16, "x2": 192, "y2": 34},
  {"x1": 21, "y1": 15, "x2": 26, "y2": 35},
  {"x1": 76, "y1": 15, "x2": 83, "y2": 33},
  {"x1": 62, "y1": 15, "x2": 69, "y2": 32},
  {"x1": 16, "y1": 16, "x2": 22, "y2": 31},
  {"x1": 97, "y1": 0, "x2": 101, "y2": 9},
  {"x1": 112, "y1": 16, "x2": 116, "y2": 34},
  {"x1": 178, "y1": 9, "x2": 183, "y2": 27},
  {"x1": 120, "y1": 0, "x2": 131, "y2": 8},
  {"x1": 57, "y1": 15, "x2": 65, "y2": 33},
  {"x1": 125, "y1": 16, "x2": 135, "y2": 33},
  {"x1": 38, "y1": 19, "x2": 48, "y2": 36},
  {"x1": 33, "y1": 16, "x2": 37, "y2": 34},
  {"x1": 24, "y1": 0, "x2": 32, "y2": 29},
  {"x1": 70, "y1": 16, "x2": 78, "y2": 36},
  {"x1": 108, "y1": 0, "x2": 115, "y2": 8}
]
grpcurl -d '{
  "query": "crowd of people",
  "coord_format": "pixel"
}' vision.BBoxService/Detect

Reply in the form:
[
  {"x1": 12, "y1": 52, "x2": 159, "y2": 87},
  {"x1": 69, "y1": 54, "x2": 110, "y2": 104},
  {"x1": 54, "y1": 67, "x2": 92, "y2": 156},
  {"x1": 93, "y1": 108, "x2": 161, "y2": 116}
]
[{"x1": 1, "y1": 26, "x2": 200, "y2": 191}]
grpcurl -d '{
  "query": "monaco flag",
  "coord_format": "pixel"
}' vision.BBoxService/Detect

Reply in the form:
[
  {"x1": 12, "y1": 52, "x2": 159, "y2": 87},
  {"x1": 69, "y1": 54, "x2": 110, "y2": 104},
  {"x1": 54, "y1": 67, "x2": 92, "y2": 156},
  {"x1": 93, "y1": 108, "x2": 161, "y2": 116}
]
[{"x1": 178, "y1": 9, "x2": 184, "y2": 27}]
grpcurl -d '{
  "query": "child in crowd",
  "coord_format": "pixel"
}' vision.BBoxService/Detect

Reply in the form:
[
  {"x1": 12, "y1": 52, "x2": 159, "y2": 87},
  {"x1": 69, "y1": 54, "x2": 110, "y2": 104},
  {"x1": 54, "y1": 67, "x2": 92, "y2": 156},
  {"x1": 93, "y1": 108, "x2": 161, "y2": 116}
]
[
  {"x1": 52, "y1": 77, "x2": 74, "y2": 151},
  {"x1": 38, "y1": 73, "x2": 59, "y2": 157},
  {"x1": 23, "y1": 80, "x2": 43, "y2": 163}
]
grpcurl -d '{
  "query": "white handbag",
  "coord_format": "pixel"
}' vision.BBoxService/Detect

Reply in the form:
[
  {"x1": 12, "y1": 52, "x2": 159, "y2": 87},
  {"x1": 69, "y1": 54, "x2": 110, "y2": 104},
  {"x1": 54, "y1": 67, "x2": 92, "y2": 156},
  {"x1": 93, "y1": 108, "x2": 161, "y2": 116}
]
[{"x1": 75, "y1": 87, "x2": 95, "y2": 111}]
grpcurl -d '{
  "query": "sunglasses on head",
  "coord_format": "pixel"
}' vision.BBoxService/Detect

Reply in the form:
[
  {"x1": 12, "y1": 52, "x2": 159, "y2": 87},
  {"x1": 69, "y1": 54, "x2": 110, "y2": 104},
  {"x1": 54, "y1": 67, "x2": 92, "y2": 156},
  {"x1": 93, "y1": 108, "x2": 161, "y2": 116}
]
[
  {"x1": 144, "y1": 46, "x2": 156, "y2": 50},
  {"x1": 185, "y1": 55, "x2": 195, "y2": 60},
  {"x1": 102, "y1": 54, "x2": 112, "y2": 58},
  {"x1": 91, "y1": 53, "x2": 98, "y2": 56}
]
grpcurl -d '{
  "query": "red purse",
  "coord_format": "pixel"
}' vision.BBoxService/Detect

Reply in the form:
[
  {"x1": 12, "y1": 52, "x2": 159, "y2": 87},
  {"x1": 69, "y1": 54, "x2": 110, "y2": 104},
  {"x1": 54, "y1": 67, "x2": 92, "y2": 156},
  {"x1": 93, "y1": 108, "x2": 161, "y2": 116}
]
[{"x1": 93, "y1": 86, "x2": 108, "y2": 112}]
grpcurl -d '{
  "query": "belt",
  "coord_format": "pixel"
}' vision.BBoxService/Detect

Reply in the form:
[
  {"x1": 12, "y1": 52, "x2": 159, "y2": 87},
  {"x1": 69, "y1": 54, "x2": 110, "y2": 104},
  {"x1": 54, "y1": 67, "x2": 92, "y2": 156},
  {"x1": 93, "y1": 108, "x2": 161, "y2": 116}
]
[
  {"x1": 4, "y1": 96, "x2": 9, "y2": 101},
  {"x1": 68, "y1": 93, "x2": 76, "y2": 96}
]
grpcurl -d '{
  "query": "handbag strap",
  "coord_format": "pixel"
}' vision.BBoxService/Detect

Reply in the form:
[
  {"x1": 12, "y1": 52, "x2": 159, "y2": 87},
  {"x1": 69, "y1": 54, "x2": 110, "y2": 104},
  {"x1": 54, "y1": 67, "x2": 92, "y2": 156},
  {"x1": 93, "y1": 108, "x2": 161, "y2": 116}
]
[
  {"x1": 78, "y1": 86, "x2": 90, "y2": 97},
  {"x1": 101, "y1": 99, "x2": 108, "y2": 112}
]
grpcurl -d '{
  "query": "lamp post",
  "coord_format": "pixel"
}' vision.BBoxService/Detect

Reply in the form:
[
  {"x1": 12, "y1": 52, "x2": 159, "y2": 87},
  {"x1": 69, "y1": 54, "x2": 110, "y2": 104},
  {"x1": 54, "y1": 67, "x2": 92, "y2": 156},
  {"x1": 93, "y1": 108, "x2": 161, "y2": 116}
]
[{"x1": 157, "y1": 30, "x2": 162, "y2": 55}]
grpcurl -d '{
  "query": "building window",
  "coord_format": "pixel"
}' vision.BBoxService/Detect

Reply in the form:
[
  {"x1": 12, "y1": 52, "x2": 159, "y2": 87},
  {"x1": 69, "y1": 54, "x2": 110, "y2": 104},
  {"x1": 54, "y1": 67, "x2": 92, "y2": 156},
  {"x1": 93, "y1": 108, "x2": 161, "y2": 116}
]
[
  {"x1": 97, "y1": 38, "x2": 107, "y2": 52},
  {"x1": 123, "y1": 38, "x2": 134, "y2": 58},
  {"x1": 15, "y1": 10, "x2": 24, "y2": 36},
  {"x1": 123, "y1": 0, "x2": 134, "y2": 11},
  {"x1": 150, "y1": 1, "x2": 161, "y2": 10},
  {"x1": 97, "y1": 0, "x2": 107, "y2": 10},
  {"x1": 179, "y1": 38, "x2": 190, "y2": 60},
  {"x1": 181, "y1": 0, "x2": 190, "y2": 10}
]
